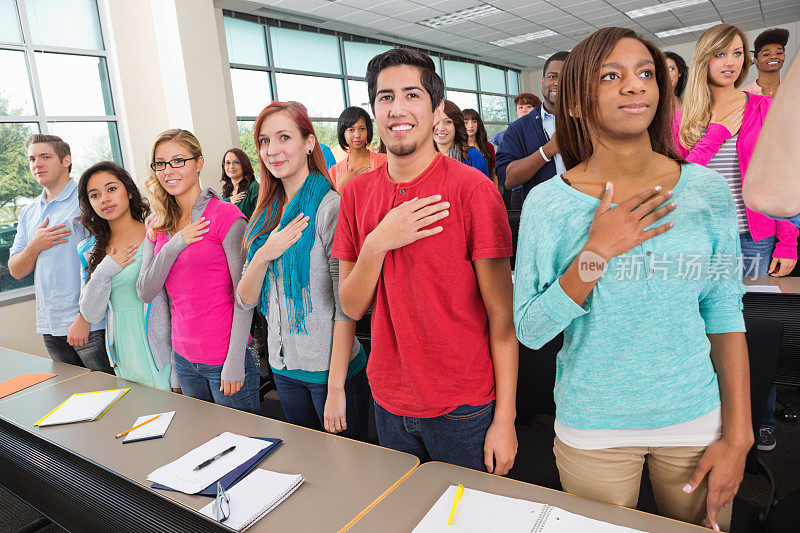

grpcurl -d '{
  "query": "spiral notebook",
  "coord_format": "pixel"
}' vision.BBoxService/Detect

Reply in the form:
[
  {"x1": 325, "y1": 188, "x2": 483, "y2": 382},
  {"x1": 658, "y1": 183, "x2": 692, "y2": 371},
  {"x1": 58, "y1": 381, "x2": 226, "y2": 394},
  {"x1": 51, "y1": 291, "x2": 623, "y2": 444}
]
[
  {"x1": 413, "y1": 485, "x2": 645, "y2": 533},
  {"x1": 199, "y1": 469, "x2": 304, "y2": 531},
  {"x1": 35, "y1": 388, "x2": 130, "y2": 427}
]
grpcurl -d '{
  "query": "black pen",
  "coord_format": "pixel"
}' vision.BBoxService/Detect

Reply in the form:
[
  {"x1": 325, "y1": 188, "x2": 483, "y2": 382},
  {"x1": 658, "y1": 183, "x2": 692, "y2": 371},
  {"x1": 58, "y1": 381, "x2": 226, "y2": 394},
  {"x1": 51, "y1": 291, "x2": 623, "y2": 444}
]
[{"x1": 193, "y1": 445, "x2": 236, "y2": 471}]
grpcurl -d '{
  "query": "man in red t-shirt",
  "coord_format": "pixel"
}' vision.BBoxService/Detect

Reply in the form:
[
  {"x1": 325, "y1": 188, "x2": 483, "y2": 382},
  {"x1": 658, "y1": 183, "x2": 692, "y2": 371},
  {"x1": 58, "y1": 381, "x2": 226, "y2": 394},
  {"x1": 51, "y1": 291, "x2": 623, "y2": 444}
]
[{"x1": 332, "y1": 48, "x2": 518, "y2": 474}]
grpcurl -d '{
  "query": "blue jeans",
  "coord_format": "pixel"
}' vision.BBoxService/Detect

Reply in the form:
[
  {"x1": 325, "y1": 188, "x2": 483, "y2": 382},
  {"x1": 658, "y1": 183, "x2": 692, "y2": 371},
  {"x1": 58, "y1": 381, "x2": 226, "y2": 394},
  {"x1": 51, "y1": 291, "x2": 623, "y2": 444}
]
[
  {"x1": 761, "y1": 386, "x2": 778, "y2": 432},
  {"x1": 272, "y1": 369, "x2": 371, "y2": 442},
  {"x1": 739, "y1": 233, "x2": 776, "y2": 277},
  {"x1": 43, "y1": 330, "x2": 113, "y2": 374},
  {"x1": 374, "y1": 401, "x2": 495, "y2": 471},
  {"x1": 174, "y1": 342, "x2": 261, "y2": 414}
]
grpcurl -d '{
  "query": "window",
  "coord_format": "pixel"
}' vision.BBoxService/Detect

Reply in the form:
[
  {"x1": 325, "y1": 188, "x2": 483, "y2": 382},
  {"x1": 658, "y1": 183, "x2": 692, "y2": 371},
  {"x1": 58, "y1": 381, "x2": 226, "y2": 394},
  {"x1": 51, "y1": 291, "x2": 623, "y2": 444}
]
[
  {"x1": 0, "y1": 0, "x2": 121, "y2": 297},
  {"x1": 223, "y1": 14, "x2": 520, "y2": 167}
]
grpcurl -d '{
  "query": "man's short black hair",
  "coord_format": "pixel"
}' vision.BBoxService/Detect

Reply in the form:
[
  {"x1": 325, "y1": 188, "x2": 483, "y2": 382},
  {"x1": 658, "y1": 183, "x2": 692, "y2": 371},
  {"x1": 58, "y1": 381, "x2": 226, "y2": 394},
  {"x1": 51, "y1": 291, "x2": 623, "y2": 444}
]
[
  {"x1": 543, "y1": 51, "x2": 570, "y2": 76},
  {"x1": 366, "y1": 48, "x2": 444, "y2": 111},
  {"x1": 337, "y1": 106, "x2": 373, "y2": 151},
  {"x1": 753, "y1": 28, "x2": 789, "y2": 56}
]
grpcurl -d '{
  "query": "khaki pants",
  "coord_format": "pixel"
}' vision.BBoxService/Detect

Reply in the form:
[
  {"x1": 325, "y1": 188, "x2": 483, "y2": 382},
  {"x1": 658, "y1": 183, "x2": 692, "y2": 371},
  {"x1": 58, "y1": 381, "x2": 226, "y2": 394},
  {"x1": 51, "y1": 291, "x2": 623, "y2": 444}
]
[{"x1": 554, "y1": 437, "x2": 731, "y2": 531}]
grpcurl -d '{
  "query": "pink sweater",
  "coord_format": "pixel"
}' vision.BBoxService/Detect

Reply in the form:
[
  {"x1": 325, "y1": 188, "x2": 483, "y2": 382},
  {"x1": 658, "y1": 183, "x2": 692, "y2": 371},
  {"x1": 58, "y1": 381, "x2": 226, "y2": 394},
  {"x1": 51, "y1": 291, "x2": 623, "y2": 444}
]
[{"x1": 672, "y1": 94, "x2": 798, "y2": 259}]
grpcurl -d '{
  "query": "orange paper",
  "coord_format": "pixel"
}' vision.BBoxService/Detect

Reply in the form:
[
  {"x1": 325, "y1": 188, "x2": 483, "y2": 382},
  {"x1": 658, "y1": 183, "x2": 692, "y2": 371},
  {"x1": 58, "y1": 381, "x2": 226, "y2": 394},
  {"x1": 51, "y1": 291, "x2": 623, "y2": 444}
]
[{"x1": 0, "y1": 373, "x2": 57, "y2": 399}]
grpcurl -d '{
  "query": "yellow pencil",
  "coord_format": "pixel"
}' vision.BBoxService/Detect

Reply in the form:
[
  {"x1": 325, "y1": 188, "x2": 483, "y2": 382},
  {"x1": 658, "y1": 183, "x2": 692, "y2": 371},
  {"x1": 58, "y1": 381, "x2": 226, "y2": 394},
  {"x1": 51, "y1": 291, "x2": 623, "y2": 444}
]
[
  {"x1": 447, "y1": 484, "x2": 464, "y2": 525},
  {"x1": 115, "y1": 414, "x2": 161, "y2": 439}
]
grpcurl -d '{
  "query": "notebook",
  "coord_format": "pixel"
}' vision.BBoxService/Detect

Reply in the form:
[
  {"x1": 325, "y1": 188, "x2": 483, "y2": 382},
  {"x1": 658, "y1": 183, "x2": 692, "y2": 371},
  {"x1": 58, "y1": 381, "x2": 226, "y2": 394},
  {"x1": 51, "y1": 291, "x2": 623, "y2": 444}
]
[
  {"x1": 413, "y1": 485, "x2": 646, "y2": 533},
  {"x1": 0, "y1": 373, "x2": 56, "y2": 399},
  {"x1": 199, "y1": 469, "x2": 304, "y2": 531},
  {"x1": 122, "y1": 411, "x2": 175, "y2": 443},
  {"x1": 35, "y1": 388, "x2": 130, "y2": 427}
]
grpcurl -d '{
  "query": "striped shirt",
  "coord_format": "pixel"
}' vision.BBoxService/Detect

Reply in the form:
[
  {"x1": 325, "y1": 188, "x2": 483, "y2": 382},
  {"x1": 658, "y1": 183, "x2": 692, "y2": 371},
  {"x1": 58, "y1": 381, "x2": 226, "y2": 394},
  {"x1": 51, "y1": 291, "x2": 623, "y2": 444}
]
[{"x1": 706, "y1": 133, "x2": 748, "y2": 233}]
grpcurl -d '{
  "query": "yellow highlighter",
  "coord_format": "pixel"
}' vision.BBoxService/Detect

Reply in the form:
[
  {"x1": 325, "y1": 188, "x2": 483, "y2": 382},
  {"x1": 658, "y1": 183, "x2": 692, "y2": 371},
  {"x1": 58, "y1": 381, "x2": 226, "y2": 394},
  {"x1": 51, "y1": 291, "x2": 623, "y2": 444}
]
[{"x1": 447, "y1": 484, "x2": 465, "y2": 525}]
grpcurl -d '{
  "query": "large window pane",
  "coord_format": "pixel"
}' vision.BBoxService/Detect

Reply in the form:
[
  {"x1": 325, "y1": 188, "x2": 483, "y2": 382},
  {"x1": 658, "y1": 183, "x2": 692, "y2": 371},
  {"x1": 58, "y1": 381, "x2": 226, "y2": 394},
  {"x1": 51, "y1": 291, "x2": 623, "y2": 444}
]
[
  {"x1": 237, "y1": 121, "x2": 258, "y2": 173},
  {"x1": 0, "y1": 50, "x2": 35, "y2": 115},
  {"x1": 446, "y1": 91, "x2": 477, "y2": 113},
  {"x1": 0, "y1": 122, "x2": 39, "y2": 292},
  {"x1": 507, "y1": 70, "x2": 520, "y2": 94},
  {"x1": 230, "y1": 68, "x2": 271, "y2": 117},
  {"x1": 270, "y1": 27, "x2": 341, "y2": 75},
  {"x1": 47, "y1": 121, "x2": 121, "y2": 178},
  {"x1": 224, "y1": 17, "x2": 268, "y2": 67},
  {"x1": 443, "y1": 60, "x2": 476, "y2": 91},
  {"x1": 430, "y1": 55, "x2": 441, "y2": 77},
  {"x1": 485, "y1": 123, "x2": 506, "y2": 143},
  {"x1": 0, "y1": 0, "x2": 22, "y2": 43},
  {"x1": 479, "y1": 65, "x2": 506, "y2": 94},
  {"x1": 275, "y1": 74, "x2": 344, "y2": 118},
  {"x1": 36, "y1": 52, "x2": 113, "y2": 116},
  {"x1": 481, "y1": 94, "x2": 508, "y2": 122},
  {"x1": 347, "y1": 80, "x2": 372, "y2": 117},
  {"x1": 24, "y1": 0, "x2": 103, "y2": 50},
  {"x1": 344, "y1": 41, "x2": 391, "y2": 78}
]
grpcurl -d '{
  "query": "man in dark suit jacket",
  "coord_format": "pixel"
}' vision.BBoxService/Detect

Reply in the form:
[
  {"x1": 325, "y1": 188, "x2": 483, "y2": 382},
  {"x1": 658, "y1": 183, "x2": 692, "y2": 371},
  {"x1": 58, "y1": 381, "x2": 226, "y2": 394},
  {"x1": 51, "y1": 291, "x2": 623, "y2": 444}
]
[{"x1": 496, "y1": 51, "x2": 569, "y2": 210}]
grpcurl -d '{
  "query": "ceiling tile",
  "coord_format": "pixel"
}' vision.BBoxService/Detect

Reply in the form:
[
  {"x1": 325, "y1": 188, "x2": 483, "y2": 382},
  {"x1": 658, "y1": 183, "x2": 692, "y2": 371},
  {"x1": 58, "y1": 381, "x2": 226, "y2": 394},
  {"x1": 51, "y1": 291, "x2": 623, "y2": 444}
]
[{"x1": 394, "y1": 6, "x2": 446, "y2": 23}]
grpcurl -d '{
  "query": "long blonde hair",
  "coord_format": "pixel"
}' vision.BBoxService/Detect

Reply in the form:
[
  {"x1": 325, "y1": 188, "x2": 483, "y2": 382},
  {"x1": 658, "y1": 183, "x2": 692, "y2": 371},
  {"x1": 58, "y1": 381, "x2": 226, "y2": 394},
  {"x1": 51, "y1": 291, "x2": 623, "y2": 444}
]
[
  {"x1": 145, "y1": 129, "x2": 203, "y2": 237},
  {"x1": 678, "y1": 24, "x2": 750, "y2": 150}
]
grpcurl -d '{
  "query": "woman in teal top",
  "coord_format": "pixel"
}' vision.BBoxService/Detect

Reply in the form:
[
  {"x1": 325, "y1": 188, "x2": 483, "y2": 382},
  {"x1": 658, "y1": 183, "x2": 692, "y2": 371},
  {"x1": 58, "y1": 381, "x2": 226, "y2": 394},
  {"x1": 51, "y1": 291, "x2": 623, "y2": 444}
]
[
  {"x1": 77, "y1": 161, "x2": 177, "y2": 391},
  {"x1": 513, "y1": 29, "x2": 750, "y2": 532}
]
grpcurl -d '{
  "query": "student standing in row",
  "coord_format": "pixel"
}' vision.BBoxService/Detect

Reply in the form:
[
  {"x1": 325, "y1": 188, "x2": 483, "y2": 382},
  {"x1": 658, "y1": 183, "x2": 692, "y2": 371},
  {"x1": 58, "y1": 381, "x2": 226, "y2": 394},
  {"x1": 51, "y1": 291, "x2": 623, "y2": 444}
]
[
  {"x1": 237, "y1": 101, "x2": 370, "y2": 440},
  {"x1": 492, "y1": 93, "x2": 541, "y2": 148},
  {"x1": 334, "y1": 49, "x2": 518, "y2": 474},
  {"x1": 742, "y1": 28, "x2": 789, "y2": 97},
  {"x1": 77, "y1": 162, "x2": 177, "y2": 391},
  {"x1": 137, "y1": 129, "x2": 259, "y2": 413},
  {"x1": 514, "y1": 28, "x2": 751, "y2": 532},
  {"x1": 9, "y1": 134, "x2": 111, "y2": 373},
  {"x1": 330, "y1": 106, "x2": 387, "y2": 194},
  {"x1": 433, "y1": 100, "x2": 490, "y2": 178},
  {"x1": 220, "y1": 148, "x2": 259, "y2": 219},
  {"x1": 664, "y1": 51, "x2": 688, "y2": 102},
  {"x1": 463, "y1": 108, "x2": 497, "y2": 185},
  {"x1": 496, "y1": 51, "x2": 569, "y2": 210}
]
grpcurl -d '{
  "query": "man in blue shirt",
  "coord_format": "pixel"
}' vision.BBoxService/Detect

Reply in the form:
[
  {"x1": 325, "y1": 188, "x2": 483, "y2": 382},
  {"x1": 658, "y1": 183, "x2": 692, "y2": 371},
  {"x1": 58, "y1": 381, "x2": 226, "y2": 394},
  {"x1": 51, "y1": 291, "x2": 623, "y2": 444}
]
[
  {"x1": 9, "y1": 134, "x2": 111, "y2": 372},
  {"x1": 496, "y1": 51, "x2": 569, "y2": 210}
]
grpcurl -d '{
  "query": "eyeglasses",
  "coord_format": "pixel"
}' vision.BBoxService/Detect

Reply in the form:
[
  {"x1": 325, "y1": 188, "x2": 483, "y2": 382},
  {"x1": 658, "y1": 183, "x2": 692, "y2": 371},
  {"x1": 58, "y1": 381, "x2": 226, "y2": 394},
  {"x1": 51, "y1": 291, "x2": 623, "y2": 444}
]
[
  {"x1": 150, "y1": 157, "x2": 197, "y2": 172},
  {"x1": 213, "y1": 482, "x2": 230, "y2": 523}
]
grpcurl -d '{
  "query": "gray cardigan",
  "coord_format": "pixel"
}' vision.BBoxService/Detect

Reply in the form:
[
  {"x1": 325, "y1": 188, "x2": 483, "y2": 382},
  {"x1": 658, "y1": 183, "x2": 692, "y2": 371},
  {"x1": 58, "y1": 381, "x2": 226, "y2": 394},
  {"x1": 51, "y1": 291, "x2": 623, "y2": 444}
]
[
  {"x1": 78, "y1": 237, "x2": 179, "y2": 388},
  {"x1": 238, "y1": 190, "x2": 360, "y2": 372}
]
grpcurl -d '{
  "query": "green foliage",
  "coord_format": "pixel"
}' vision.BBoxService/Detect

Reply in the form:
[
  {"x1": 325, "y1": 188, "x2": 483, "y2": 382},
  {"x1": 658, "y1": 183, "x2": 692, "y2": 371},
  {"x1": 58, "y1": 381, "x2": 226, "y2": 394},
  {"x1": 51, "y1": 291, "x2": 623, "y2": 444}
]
[
  {"x1": 237, "y1": 121, "x2": 259, "y2": 173},
  {"x1": 0, "y1": 96, "x2": 39, "y2": 211}
]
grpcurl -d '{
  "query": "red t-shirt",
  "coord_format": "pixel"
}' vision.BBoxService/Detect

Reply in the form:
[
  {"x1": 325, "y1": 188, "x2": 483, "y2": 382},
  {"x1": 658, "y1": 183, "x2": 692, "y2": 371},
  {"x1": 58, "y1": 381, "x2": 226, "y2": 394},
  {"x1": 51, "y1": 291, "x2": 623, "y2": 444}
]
[{"x1": 332, "y1": 153, "x2": 512, "y2": 417}]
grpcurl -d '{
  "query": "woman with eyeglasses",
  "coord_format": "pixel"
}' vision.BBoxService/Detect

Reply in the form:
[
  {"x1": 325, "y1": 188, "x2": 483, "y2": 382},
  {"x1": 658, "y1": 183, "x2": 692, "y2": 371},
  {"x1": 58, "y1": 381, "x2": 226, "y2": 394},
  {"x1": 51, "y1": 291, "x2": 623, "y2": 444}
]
[
  {"x1": 220, "y1": 148, "x2": 259, "y2": 219},
  {"x1": 137, "y1": 129, "x2": 260, "y2": 413}
]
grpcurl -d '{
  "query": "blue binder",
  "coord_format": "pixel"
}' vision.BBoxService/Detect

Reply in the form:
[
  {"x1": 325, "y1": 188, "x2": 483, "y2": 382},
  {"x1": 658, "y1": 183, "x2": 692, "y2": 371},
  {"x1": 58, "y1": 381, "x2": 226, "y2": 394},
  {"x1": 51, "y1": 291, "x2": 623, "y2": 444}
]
[{"x1": 151, "y1": 437, "x2": 282, "y2": 496}]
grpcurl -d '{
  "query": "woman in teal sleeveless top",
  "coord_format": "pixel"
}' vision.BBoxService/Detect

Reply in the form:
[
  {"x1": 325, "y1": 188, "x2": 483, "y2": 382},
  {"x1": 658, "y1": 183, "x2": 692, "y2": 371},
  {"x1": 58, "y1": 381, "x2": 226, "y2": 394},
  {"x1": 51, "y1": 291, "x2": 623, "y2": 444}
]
[{"x1": 77, "y1": 161, "x2": 177, "y2": 391}]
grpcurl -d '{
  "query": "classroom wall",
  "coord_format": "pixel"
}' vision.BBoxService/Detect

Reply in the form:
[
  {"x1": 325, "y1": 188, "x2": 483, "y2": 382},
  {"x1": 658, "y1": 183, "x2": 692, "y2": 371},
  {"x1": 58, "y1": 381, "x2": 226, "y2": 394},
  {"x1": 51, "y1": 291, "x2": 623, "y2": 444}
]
[{"x1": 0, "y1": 299, "x2": 47, "y2": 356}]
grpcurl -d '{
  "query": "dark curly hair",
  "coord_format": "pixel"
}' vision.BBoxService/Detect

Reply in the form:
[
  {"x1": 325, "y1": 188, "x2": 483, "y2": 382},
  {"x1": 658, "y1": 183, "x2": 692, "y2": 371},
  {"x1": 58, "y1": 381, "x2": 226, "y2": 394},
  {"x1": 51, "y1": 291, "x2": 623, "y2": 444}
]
[
  {"x1": 77, "y1": 161, "x2": 150, "y2": 280},
  {"x1": 753, "y1": 28, "x2": 789, "y2": 56},
  {"x1": 220, "y1": 148, "x2": 256, "y2": 198}
]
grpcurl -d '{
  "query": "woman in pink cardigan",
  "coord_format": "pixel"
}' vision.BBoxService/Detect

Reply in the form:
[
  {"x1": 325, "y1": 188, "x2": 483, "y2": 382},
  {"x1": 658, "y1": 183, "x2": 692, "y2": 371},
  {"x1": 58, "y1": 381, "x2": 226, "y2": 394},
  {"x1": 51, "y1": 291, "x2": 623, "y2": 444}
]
[{"x1": 674, "y1": 24, "x2": 797, "y2": 280}]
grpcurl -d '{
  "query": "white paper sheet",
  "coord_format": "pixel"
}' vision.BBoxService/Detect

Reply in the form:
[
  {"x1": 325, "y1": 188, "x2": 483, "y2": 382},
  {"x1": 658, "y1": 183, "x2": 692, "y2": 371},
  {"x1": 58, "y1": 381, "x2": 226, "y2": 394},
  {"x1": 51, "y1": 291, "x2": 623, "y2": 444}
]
[
  {"x1": 745, "y1": 284, "x2": 781, "y2": 293},
  {"x1": 199, "y1": 469, "x2": 304, "y2": 531},
  {"x1": 147, "y1": 432, "x2": 274, "y2": 494},
  {"x1": 123, "y1": 411, "x2": 175, "y2": 443},
  {"x1": 38, "y1": 389, "x2": 127, "y2": 427}
]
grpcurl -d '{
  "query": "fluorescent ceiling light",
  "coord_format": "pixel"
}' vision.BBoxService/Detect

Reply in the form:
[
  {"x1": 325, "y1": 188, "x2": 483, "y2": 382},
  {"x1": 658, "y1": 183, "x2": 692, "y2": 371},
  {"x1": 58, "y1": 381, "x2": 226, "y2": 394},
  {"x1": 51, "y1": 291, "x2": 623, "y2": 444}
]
[
  {"x1": 626, "y1": 0, "x2": 708, "y2": 19},
  {"x1": 492, "y1": 30, "x2": 557, "y2": 47},
  {"x1": 655, "y1": 20, "x2": 720, "y2": 38},
  {"x1": 537, "y1": 54, "x2": 551, "y2": 60},
  {"x1": 419, "y1": 4, "x2": 503, "y2": 29}
]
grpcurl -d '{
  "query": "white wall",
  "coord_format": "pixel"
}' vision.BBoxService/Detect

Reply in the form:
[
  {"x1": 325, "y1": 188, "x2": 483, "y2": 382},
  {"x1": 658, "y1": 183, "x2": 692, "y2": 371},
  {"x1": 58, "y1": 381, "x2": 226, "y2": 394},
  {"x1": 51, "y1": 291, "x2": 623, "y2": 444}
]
[{"x1": 0, "y1": 299, "x2": 47, "y2": 356}]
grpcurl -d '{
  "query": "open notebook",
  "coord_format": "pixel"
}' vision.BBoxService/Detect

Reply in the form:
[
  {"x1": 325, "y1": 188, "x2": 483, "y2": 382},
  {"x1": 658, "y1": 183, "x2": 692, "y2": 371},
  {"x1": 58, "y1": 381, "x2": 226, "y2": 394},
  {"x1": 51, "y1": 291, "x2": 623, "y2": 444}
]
[
  {"x1": 35, "y1": 388, "x2": 129, "y2": 427},
  {"x1": 413, "y1": 485, "x2": 646, "y2": 533},
  {"x1": 122, "y1": 411, "x2": 175, "y2": 443},
  {"x1": 199, "y1": 469, "x2": 304, "y2": 531}
]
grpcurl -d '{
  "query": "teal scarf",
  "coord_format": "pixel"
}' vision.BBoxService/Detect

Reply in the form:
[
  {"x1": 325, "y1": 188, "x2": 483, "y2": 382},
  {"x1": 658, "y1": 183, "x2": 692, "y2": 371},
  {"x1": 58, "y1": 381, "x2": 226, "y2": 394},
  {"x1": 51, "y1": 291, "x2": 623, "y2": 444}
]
[{"x1": 246, "y1": 171, "x2": 331, "y2": 334}]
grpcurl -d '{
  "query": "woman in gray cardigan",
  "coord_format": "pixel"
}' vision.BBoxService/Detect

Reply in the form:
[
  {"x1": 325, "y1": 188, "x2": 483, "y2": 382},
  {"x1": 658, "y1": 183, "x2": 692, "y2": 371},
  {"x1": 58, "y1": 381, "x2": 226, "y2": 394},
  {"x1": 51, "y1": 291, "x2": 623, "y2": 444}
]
[{"x1": 238, "y1": 102, "x2": 370, "y2": 441}]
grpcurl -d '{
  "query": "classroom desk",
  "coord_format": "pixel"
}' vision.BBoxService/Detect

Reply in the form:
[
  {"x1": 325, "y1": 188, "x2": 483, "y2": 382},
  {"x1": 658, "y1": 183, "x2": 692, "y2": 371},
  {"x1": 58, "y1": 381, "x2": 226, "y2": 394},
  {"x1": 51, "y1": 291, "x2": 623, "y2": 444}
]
[
  {"x1": 743, "y1": 276, "x2": 800, "y2": 386},
  {"x1": 346, "y1": 461, "x2": 708, "y2": 532},
  {"x1": 0, "y1": 347, "x2": 91, "y2": 403},
  {"x1": 0, "y1": 371, "x2": 419, "y2": 533}
]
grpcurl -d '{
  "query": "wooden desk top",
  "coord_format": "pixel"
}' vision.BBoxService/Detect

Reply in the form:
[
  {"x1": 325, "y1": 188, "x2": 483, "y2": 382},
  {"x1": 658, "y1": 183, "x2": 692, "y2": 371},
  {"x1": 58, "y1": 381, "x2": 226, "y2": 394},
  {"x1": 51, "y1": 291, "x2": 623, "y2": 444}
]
[
  {"x1": 346, "y1": 461, "x2": 707, "y2": 532},
  {"x1": 0, "y1": 347, "x2": 91, "y2": 403},
  {"x1": 0, "y1": 371, "x2": 419, "y2": 532},
  {"x1": 744, "y1": 276, "x2": 800, "y2": 295}
]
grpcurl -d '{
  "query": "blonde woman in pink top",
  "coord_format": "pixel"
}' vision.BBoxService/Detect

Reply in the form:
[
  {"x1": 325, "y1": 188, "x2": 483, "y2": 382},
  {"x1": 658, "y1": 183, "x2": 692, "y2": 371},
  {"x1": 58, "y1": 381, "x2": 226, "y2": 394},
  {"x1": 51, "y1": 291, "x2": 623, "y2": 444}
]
[
  {"x1": 330, "y1": 106, "x2": 387, "y2": 193},
  {"x1": 136, "y1": 129, "x2": 260, "y2": 414}
]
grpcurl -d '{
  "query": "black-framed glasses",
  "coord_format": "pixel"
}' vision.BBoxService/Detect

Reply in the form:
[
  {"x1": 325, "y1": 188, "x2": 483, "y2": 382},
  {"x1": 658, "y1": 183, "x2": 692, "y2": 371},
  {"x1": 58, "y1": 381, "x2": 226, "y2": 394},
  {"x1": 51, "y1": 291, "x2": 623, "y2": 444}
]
[
  {"x1": 212, "y1": 481, "x2": 230, "y2": 523},
  {"x1": 150, "y1": 157, "x2": 197, "y2": 172}
]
